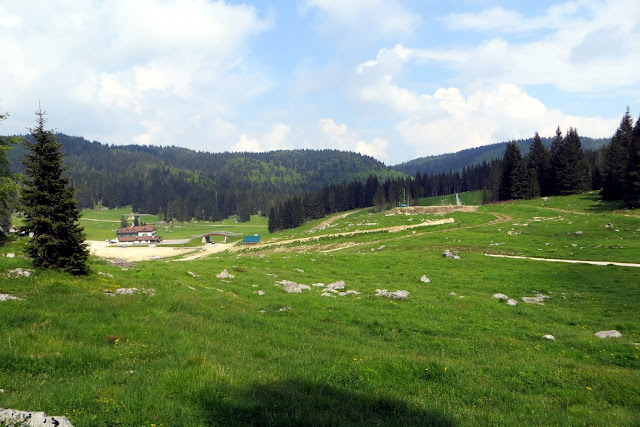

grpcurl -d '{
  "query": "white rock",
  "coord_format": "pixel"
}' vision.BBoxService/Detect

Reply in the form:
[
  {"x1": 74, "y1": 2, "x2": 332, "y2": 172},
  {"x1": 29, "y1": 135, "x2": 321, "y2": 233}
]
[
  {"x1": 326, "y1": 281, "x2": 346, "y2": 290},
  {"x1": 374, "y1": 289, "x2": 409, "y2": 300},
  {"x1": 298, "y1": 284, "x2": 311, "y2": 291},
  {"x1": 0, "y1": 294, "x2": 23, "y2": 301},
  {"x1": 506, "y1": 299, "x2": 518, "y2": 306},
  {"x1": 98, "y1": 272, "x2": 114, "y2": 278},
  {"x1": 338, "y1": 292, "x2": 347, "y2": 296},
  {"x1": 8, "y1": 268, "x2": 32, "y2": 278},
  {"x1": 0, "y1": 408, "x2": 73, "y2": 427},
  {"x1": 493, "y1": 293, "x2": 510, "y2": 300},
  {"x1": 187, "y1": 286, "x2": 196, "y2": 291},
  {"x1": 345, "y1": 290, "x2": 360, "y2": 295},
  {"x1": 321, "y1": 292, "x2": 336, "y2": 297},
  {"x1": 311, "y1": 283, "x2": 325, "y2": 287},
  {"x1": 453, "y1": 255, "x2": 461, "y2": 260},
  {"x1": 449, "y1": 292, "x2": 457, "y2": 296},
  {"x1": 115, "y1": 288, "x2": 138, "y2": 294},
  {"x1": 420, "y1": 275, "x2": 431, "y2": 283},
  {"x1": 279, "y1": 306, "x2": 292, "y2": 312},
  {"x1": 595, "y1": 330, "x2": 622, "y2": 339},
  {"x1": 323, "y1": 288, "x2": 339, "y2": 294},
  {"x1": 216, "y1": 270, "x2": 235, "y2": 279},
  {"x1": 254, "y1": 290, "x2": 265, "y2": 296},
  {"x1": 294, "y1": 269, "x2": 305, "y2": 273},
  {"x1": 283, "y1": 283, "x2": 303, "y2": 294},
  {"x1": 259, "y1": 310, "x2": 266, "y2": 313},
  {"x1": 522, "y1": 296, "x2": 545, "y2": 305},
  {"x1": 5, "y1": 253, "x2": 15, "y2": 258},
  {"x1": 543, "y1": 334, "x2": 555, "y2": 340},
  {"x1": 188, "y1": 271, "x2": 198, "y2": 278}
]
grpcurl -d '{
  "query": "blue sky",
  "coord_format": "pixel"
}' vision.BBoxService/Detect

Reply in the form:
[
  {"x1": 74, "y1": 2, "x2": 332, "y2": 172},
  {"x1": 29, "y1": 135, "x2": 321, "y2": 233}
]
[{"x1": 1, "y1": 0, "x2": 639, "y2": 165}]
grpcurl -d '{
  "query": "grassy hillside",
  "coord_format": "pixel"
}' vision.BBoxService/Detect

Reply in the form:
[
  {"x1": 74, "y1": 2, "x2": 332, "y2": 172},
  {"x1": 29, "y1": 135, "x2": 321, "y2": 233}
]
[{"x1": 1, "y1": 193, "x2": 638, "y2": 426}]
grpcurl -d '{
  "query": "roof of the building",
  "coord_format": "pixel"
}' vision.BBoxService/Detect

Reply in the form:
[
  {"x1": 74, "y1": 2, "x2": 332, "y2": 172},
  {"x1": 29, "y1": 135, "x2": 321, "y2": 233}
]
[
  {"x1": 116, "y1": 225, "x2": 157, "y2": 234},
  {"x1": 118, "y1": 235, "x2": 163, "y2": 243},
  {"x1": 242, "y1": 235, "x2": 261, "y2": 244}
]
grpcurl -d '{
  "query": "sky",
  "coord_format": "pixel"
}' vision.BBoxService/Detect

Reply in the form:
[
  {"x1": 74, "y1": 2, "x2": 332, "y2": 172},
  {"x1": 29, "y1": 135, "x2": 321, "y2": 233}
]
[{"x1": 1, "y1": 0, "x2": 639, "y2": 165}]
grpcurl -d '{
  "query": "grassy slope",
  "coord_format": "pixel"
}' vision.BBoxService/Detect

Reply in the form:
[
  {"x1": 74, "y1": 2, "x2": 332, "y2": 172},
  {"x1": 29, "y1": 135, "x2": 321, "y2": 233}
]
[{"x1": 0, "y1": 193, "x2": 638, "y2": 426}]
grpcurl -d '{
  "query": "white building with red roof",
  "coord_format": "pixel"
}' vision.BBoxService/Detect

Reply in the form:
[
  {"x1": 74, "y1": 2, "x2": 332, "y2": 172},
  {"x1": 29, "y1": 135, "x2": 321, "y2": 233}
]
[{"x1": 115, "y1": 225, "x2": 162, "y2": 245}]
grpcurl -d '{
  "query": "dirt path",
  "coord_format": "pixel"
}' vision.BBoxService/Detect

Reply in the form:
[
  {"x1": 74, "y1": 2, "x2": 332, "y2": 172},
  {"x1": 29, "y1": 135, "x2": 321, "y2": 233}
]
[
  {"x1": 484, "y1": 254, "x2": 640, "y2": 268},
  {"x1": 88, "y1": 240, "x2": 199, "y2": 261},
  {"x1": 307, "y1": 208, "x2": 367, "y2": 233},
  {"x1": 174, "y1": 243, "x2": 236, "y2": 261}
]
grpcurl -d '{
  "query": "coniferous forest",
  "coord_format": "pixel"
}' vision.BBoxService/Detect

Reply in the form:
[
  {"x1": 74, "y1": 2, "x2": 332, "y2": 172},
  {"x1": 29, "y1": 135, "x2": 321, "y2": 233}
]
[{"x1": 3, "y1": 108, "x2": 639, "y2": 233}]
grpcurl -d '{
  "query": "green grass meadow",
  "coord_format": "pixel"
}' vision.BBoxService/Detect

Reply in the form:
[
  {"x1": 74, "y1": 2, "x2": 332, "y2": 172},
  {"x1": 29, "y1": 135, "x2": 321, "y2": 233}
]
[{"x1": 1, "y1": 193, "x2": 639, "y2": 426}]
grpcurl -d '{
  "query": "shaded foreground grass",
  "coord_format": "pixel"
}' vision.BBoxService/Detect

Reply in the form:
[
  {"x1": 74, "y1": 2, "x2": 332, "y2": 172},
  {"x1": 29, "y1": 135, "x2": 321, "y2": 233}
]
[{"x1": 1, "y1": 193, "x2": 639, "y2": 426}]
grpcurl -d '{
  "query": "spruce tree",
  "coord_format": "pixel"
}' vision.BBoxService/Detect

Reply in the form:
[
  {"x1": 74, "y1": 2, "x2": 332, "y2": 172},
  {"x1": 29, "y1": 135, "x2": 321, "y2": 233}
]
[
  {"x1": 602, "y1": 109, "x2": 634, "y2": 200},
  {"x1": 555, "y1": 128, "x2": 590, "y2": 195},
  {"x1": 19, "y1": 108, "x2": 89, "y2": 275},
  {"x1": 527, "y1": 132, "x2": 551, "y2": 196},
  {"x1": 625, "y1": 114, "x2": 640, "y2": 207},
  {"x1": 498, "y1": 142, "x2": 527, "y2": 200}
]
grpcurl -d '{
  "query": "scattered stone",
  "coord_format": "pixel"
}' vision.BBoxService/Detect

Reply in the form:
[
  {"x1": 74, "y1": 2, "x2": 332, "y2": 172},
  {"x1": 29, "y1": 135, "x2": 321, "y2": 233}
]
[
  {"x1": 8, "y1": 268, "x2": 32, "y2": 278},
  {"x1": 4, "y1": 253, "x2": 15, "y2": 258},
  {"x1": 543, "y1": 334, "x2": 555, "y2": 340},
  {"x1": 0, "y1": 294, "x2": 23, "y2": 301},
  {"x1": 259, "y1": 310, "x2": 266, "y2": 313},
  {"x1": 521, "y1": 296, "x2": 545, "y2": 305},
  {"x1": 294, "y1": 268, "x2": 305, "y2": 273},
  {"x1": 344, "y1": 290, "x2": 360, "y2": 295},
  {"x1": 542, "y1": 197, "x2": 549, "y2": 201},
  {"x1": 492, "y1": 293, "x2": 509, "y2": 300},
  {"x1": 326, "y1": 281, "x2": 346, "y2": 290},
  {"x1": 216, "y1": 270, "x2": 235, "y2": 279},
  {"x1": 378, "y1": 245, "x2": 386, "y2": 250},
  {"x1": 298, "y1": 284, "x2": 311, "y2": 291},
  {"x1": 98, "y1": 272, "x2": 114, "y2": 278},
  {"x1": 574, "y1": 231, "x2": 583, "y2": 236},
  {"x1": 105, "y1": 288, "x2": 155, "y2": 296},
  {"x1": 279, "y1": 306, "x2": 292, "y2": 312},
  {"x1": 311, "y1": 259, "x2": 316, "y2": 262},
  {"x1": 107, "y1": 258, "x2": 133, "y2": 268},
  {"x1": 571, "y1": 244, "x2": 578, "y2": 247},
  {"x1": 595, "y1": 330, "x2": 622, "y2": 339},
  {"x1": 323, "y1": 288, "x2": 339, "y2": 294},
  {"x1": 420, "y1": 275, "x2": 431, "y2": 283},
  {"x1": 453, "y1": 255, "x2": 461, "y2": 260},
  {"x1": 442, "y1": 250, "x2": 454, "y2": 259},
  {"x1": 506, "y1": 299, "x2": 518, "y2": 306},
  {"x1": 321, "y1": 292, "x2": 336, "y2": 298},
  {"x1": 252, "y1": 284, "x2": 260, "y2": 287},
  {"x1": 375, "y1": 289, "x2": 409, "y2": 300},
  {"x1": 254, "y1": 290, "x2": 265, "y2": 296},
  {"x1": 449, "y1": 292, "x2": 457, "y2": 296},
  {"x1": 311, "y1": 283, "x2": 325, "y2": 287},
  {"x1": 0, "y1": 408, "x2": 74, "y2": 426},
  {"x1": 283, "y1": 282, "x2": 303, "y2": 294},
  {"x1": 188, "y1": 271, "x2": 198, "y2": 278},
  {"x1": 187, "y1": 286, "x2": 196, "y2": 291}
]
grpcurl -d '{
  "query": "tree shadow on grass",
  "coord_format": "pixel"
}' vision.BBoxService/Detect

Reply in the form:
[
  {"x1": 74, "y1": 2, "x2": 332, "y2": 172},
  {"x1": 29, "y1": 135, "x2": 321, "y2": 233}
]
[
  {"x1": 580, "y1": 193, "x2": 626, "y2": 213},
  {"x1": 196, "y1": 379, "x2": 455, "y2": 426}
]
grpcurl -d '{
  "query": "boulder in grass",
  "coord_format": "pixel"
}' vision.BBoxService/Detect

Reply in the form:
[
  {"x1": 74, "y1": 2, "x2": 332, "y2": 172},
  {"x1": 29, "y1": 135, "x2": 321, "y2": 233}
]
[
  {"x1": 543, "y1": 335, "x2": 555, "y2": 340},
  {"x1": 0, "y1": 294, "x2": 23, "y2": 302},
  {"x1": 283, "y1": 283, "x2": 303, "y2": 294},
  {"x1": 492, "y1": 293, "x2": 509, "y2": 300},
  {"x1": 326, "y1": 281, "x2": 346, "y2": 290},
  {"x1": 8, "y1": 268, "x2": 32, "y2": 278},
  {"x1": 420, "y1": 275, "x2": 431, "y2": 283},
  {"x1": 0, "y1": 408, "x2": 74, "y2": 427},
  {"x1": 522, "y1": 296, "x2": 545, "y2": 305},
  {"x1": 321, "y1": 292, "x2": 336, "y2": 298},
  {"x1": 374, "y1": 289, "x2": 409, "y2": 300},
  {"x1": 506, "y1": 299, "x2": 518, "y2": 306},
  {"x1": 595, "y1": 330, "x2": 622, "y2": 339},
  {"x1": 216, "y1": 270, "x2": 235, "y2": 279}
]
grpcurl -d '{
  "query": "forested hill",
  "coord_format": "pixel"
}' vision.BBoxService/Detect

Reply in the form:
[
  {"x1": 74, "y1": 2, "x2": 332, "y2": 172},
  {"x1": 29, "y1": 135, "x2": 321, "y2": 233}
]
[
  {"x1": 7, "y1": 133, "x2": 398, "y2": 221},
  {"x1": 392, "y1": 136, "x2": 610, "y2": 176}
]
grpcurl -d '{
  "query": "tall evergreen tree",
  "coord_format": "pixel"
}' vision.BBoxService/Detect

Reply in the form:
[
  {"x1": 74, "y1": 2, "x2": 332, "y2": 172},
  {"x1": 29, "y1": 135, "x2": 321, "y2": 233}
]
[
  {"x1": 19, "y1": 109, "x2": 89, "y2": 275},
  {"x1": 498, "y1": 142, "x2": 528, "y2": 200},
  {"x1": 625, "y1": 114, "x2": 640, "y2": 207},
  {"x1": 553, "y1": 128, "x2": 590, "y2": 195},
  {"x1": 527, "y1": 132, "x2": 551, "y2": 196},
  {"x1": 602, "y1": 109, "x2": 634, "y2": 200}
]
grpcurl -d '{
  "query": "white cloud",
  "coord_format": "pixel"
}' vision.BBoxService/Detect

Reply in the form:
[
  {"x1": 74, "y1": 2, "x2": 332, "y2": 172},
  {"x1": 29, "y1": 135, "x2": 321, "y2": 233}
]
[
  {"x1": 300, "y1": 0, "x2": 420, "y2": 43},
  {"x1": 318, "y1": 118, "x2": 388, "y2": 159},
  {"x1": 0, "y1": 0, "x2": 273, "y2": 146},
  {"x1": 395, "y1": 84, "x2": 619, "y2": 157},
  {"x1": 231, "y1": 123, "x2": 292, "y2": 153}
]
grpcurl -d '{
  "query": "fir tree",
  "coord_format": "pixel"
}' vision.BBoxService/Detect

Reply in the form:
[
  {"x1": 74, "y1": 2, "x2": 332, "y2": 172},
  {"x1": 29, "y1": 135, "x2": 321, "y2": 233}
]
[
  {"x1": 19, "y1": 108, "x2": 89, "y2": 275},
  {"x1": 498, "y1": 142, "x2": 527, "y2": 200},
  {"x1": 527, "y1": 132, "x2": 551, "y2": 196},
  {"x1": 625, "y1": 114, "x2": 640, "y2": 207},
  {"x1": 120, "y1": 214, "x2": 128, "y2": 228},
  {"x1": 553, "y1": 128, "x2": 590, "y2": 195},
  {"x1": 602, "y1": 109, "x2": 634, "y2": 200}
]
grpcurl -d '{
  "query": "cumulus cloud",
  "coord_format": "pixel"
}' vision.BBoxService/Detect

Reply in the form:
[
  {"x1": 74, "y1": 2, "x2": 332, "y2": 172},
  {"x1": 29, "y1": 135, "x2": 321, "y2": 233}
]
[
  {"x1": 318, "y1": 118, "x2": 388, "y2": 159},
  {"x1": 0, "y1": 0, "x2": 273, "y2": 147},
  {"x1": 394, "y1": 84, "x2": 619, "y2": 157},
  {"x1": 231, "y1": 123, "x2": 292, "y2": 153}
]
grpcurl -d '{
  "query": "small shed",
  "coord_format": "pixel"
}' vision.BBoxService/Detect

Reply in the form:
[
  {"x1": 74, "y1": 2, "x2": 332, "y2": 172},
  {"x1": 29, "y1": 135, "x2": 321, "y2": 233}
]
[{"x1": 242, "y1": 235, "x2": 261, "y2": 245}]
